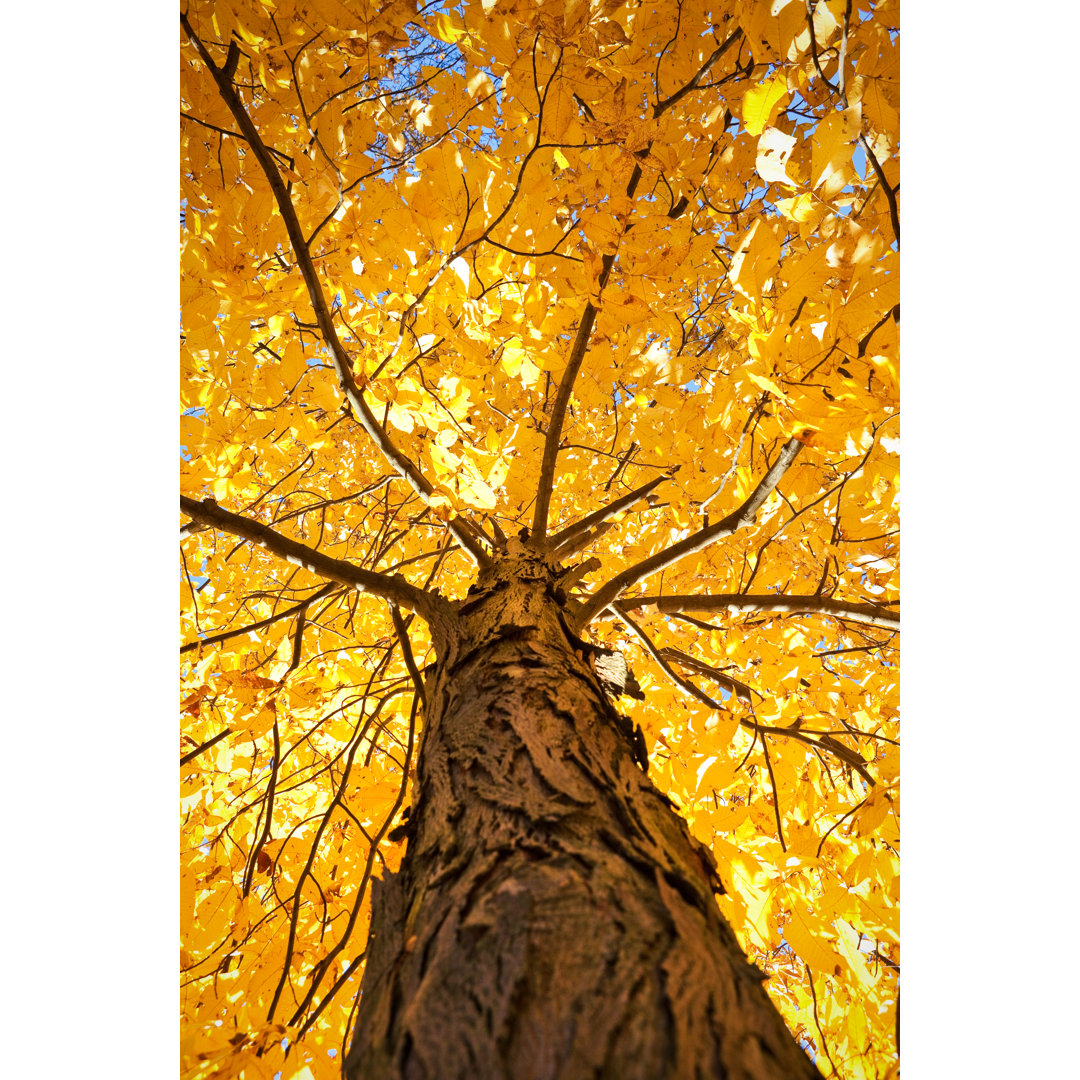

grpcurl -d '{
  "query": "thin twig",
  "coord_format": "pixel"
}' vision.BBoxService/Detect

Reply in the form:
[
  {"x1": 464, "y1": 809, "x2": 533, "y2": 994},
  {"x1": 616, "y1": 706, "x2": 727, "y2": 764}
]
[
  {"x1": 242, "y1": 717, "x2": 280, "y2": 897},
  {"x1": 806, "y1": 963, "x2": 840, "y2": 1077}
]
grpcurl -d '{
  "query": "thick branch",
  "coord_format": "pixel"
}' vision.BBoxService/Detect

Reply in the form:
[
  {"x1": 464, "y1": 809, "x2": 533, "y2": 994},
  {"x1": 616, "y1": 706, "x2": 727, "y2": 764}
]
[
  {"x1": 180, "y1": 18, "x2": 488, "y2": 567},
  {"x1": 530, "y1": 301, "x2": 601, "y2": 539},
  {"x1": 181, "y1": 496, "x2": 451, "y2": 625},
  {"x1": 530, "y1": 31, "x2": 743, "y2": 542},
  {"x1": 550, "y1": 475, "x2": 668, "y2": 558},
  {"x1": 389, "y1": 604, "x2": 426, "y2": 710},
  {"x1": 577, "y1": 437, "x2": 803, "y2": 626},
  {"x1": 531, "y1": 156, "x2": 645, "y2": 540},
  {"x1": 626, "y1": 593, "x2": 900, "y2": 632}
]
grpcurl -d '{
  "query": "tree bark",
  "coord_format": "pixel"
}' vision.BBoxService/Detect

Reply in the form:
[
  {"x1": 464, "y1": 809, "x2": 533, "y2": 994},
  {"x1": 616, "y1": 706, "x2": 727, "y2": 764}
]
[{"x1": 344, "y1": 541, "x2": 822, "y2": 1080}]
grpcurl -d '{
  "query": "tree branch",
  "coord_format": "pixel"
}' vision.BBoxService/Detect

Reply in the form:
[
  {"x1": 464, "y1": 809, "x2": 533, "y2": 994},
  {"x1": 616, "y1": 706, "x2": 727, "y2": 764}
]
[
  {"x1": 181, "y1": 496, "x2": 452, "y2": 626},
  {"x1": 625, "y1": 593, "x2": 900, "y2": 632},
  {"x1": 531, "y1": 153, "x2": 649, "y2": 539},
  {"x1": 576, "y1": 437, "x2": 803, "y2": 626},
  {"x1": 389, "y1": 604, "x2": 426, "y2": 710},
  {"x1": 860, "y1": 133, "x2": 900, "y2": 250},
  {"x1": 653, "y1": 28, "x2": 743, "y2": 117},
  {"x1": 613, "y1": 603, "x2": 721, "y2": 713},
  {"x1": 550, "y1": 475, "x2": 669, "y2": 558},
  {"x1": 760, "y1": 732, "x2": 786, "y2": 851},
  {"x1": 656, "y1": 646, "x2": 760, "y2": 705},
  {"x1": 530, "y1": 301, "x2": 602, "y2": 540},
  {"x1": 181, "y1": 583, "x2": 340, "y2": 654},
  {"x1": 181, "y1": 727, "x2": 231, "y2": 767},
  {"x1": 180, "y1": 16, "x2": 489, "y2": 567},
  {"x1": 614, "y1": 607, "x2": 874, "y2": 784},
  {"x1": 529, "y1": 29, "x2": 744, "y2": 542}
]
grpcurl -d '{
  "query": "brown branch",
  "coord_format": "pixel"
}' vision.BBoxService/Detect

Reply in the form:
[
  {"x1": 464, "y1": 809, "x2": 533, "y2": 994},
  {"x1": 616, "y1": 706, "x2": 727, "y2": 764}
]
[
  {"x1": 760, "y1": 733, "x2": 786, "y2": 851},
  {"x1": 798, "y1": 0, "x2": 898, "y2": 252},
  {"x1": 613, "y1": 604, "x2": 723, "y2": 714},
  {"x1": 389, "y1": 605, "x2": 426, "y2": 710},
  {"x1": 531, "y1": 148, "x2": 649, "y2": 539},
  {"x1": 550, "y1": 475, "x2": 669, "y2": 558},
  {"x1": 180, "y1": 17, "x2": 488, "y2": 567},
  {"x1": 554, "y1": 520, "x2": 617, "y2": 562},
  {"x1": 860, "y1": 133, "x2": 900, "y2": 249},
  {"x1": 815, "y1": 797, "x2": 868, "y2": 857},
  {"x1": 181, "y1": 728, "x2": 231, "y2": 767},
  {"x1": 654, "y1": 28, "x2": 744, "y2": 117},
  {"x1": 700, "y1": 396, "x2": 767, "y2": 514},
  {"x1": 626, "y1": 593, "x2": 900, "y2": 632},
  {"x1": 181, "y1": 496, "x2": 452, "y2": 627},
  {"x1": 267, "y1": 697, "x2": 388, "y2": 1023},
  {"x1": 284, "y1": 692, "x2": 419, "y2": 1027},
  {"x1": 577, "y1": 437, "x2": 803, "y2": 626},
  {"x1": 530, "y1": 301, "x2": 602, "y2": 539},
  {"x1": 286, "y1": 605, "x2": 307, "y2": 673},
  {"x1": 804, "y1": 0, "x2": 840, "y2": 98},
  {"x1": 615, "y1": 610, "x2": 875, "y2": 784},
  {"x1": 525, "y1": 30, "x2": 744, "y2": 542},
  {"x1": 857, "y1": 303, "x2": 899, "y2": 358},
  {"x1": 808, "y1": 733, "x2": 876, "y2": 788},
  {"x1": 181, "y1": 583, "x2": 340, "y2": 654},
  {"x1": 806, "y1": 964, "x2": 840, "y2": 1077},
  {"x1": 656, "y1": 647, "x2": 760, "y2": 704},
  {"x1": 242, "y1": 718, "x2": 281, "y2": 897}
]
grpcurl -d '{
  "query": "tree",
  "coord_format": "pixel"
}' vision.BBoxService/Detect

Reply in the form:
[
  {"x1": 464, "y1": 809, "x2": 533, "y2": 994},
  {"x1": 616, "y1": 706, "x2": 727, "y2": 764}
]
[{"x1": 180, "y1": 1, "x2": 899, "y2": 1078}]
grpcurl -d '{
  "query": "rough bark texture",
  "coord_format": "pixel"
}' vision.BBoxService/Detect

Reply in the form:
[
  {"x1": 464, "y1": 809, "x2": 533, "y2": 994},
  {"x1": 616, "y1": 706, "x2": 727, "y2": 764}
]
[{"x1": 344, "y1": 540, "x2": 822, "y2": 1080}]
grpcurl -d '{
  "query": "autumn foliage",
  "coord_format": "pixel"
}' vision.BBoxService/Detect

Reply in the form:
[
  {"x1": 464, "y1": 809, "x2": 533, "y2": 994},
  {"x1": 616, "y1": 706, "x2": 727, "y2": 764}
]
[{"x1": 180, "y1": 0, "x2": 899, "y2": 1077}]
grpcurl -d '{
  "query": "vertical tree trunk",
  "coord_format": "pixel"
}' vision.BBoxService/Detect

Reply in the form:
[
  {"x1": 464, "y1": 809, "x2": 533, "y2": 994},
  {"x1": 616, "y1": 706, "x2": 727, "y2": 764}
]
[{"x1": 345, "y1": 546, "x2": 822, "y2": 1080}]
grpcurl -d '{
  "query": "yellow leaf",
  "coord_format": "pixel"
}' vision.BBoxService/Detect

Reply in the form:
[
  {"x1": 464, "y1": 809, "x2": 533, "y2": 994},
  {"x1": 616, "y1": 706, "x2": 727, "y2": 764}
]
[
  {"x1": 834, "y1": 919, "x2": 878, "y2": 991},
  {"x1": 461, "y1": 476, "x2": 497, "y2": 510},
  {"x1": 519, "y1": 354, "x2": 542, "y2": 386},
  {"x1": 745, "y1": 370, "x2": 793, "y2": 402},
  {"x1": 501, "y1": 344, "x2": 522, "y2": 378},
  {"x1": 729, "y1": 219, "x2": 782, "y2": 304},
  {"x1": 743, "y1": 75, "x2": 789, "y2": 137},
  {"x1": 775, "y1": 192, "x2": 828, "y2": 229},
  {"x1": 696, "y1": 754, "x2": 735, "y2": 796},
  {"x1": 854, "y1": 787, "x2": 893, "y2": 836},
  {"x1": 755, "y1": 126, "x2": 797, "y2": 186},
  {"x1": 784, "y1": 906, "x2": 845, "y2": 977},
  {"x1": 430, "y1": 11, "x2": 466, "y2": 43},
  {"x1": 776, "y1": 245, "x2": 831, "y2": 314},
  {"x1": 387, "y1": 403, "x2": 415, "y2": 433},
  {"x1": 811, "y1": 106, "x2": 861, "y2": 194}
]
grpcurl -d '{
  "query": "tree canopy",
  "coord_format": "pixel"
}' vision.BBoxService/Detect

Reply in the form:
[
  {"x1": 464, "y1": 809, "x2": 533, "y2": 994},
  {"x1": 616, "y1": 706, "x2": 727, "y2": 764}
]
[{"x1": 180, "y1": 1, "x2": 899, "y2": 1077}]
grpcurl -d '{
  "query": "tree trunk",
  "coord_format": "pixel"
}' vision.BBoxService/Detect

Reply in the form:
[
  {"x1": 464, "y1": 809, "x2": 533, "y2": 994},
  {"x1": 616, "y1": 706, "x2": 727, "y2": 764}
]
[{"x1": 344, "y1": 543, "x2": 822, "y2": 1080}]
